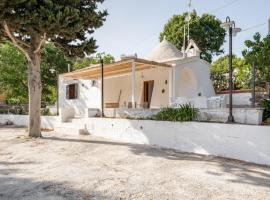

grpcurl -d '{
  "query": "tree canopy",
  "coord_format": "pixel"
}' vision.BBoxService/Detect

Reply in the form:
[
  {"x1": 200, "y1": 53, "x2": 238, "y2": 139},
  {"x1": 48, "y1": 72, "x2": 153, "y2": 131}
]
[
  {"x1": 211, "y1": 55, "x2": 251, "y2": 92},
  {"x1": 0, "y1": 0, "x2": 108, "y2": 58},
  {"x1": 73, "y1": 52, "x2": 115, "y2": 70},
  {"x1": 0, "y1": 0, "x2": 108, "y2": 137},
  {"x1": 160, "y1": 11, "x2": 226, "y2": 63},
  {"x1": 0, "y1": 42, "x2": 70, "y2": 105},
  {"x1": 242, "y1": 32, "x2": 270, "y2": 84}
]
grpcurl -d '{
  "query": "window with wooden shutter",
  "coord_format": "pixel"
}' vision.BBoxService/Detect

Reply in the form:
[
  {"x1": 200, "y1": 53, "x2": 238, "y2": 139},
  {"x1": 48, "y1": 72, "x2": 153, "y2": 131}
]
[{"x1": 66, "y1": 83, "x2": 78, "y2": 100}]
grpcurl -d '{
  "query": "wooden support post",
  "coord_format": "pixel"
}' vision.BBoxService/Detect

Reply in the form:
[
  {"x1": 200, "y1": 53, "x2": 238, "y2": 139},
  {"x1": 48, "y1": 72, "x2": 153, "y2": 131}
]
[
  {"x1": 131, "y1": 61, "x2": 136, "y2": 108},
  {"x1": 101, "y1": 58, "x2": 104, "y2": 117}
]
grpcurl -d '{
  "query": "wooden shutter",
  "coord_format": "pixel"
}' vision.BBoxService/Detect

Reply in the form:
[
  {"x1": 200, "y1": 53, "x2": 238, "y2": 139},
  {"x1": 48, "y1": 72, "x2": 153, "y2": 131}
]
[{"x1": 66, "y1": 84, "x2": 78, "y2": 100}]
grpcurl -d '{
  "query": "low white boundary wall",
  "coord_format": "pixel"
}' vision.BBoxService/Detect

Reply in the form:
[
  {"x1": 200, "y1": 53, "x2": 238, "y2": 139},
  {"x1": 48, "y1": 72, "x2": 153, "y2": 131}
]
[
  {"x1": 87, "y1": 118, "x2": 270, "y2": 166},
  {"x1": 0, "y1": 114, "x2": 270, "y2": 166},
  {"x1": 0, "y1": 115, "x2": 60, "y2": 129}
]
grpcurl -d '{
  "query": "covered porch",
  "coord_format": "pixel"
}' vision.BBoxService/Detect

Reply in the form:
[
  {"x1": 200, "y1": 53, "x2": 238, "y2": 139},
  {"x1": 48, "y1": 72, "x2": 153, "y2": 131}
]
[{"x1": 61, "y1": 58, "x2": 172, "y2": 118}]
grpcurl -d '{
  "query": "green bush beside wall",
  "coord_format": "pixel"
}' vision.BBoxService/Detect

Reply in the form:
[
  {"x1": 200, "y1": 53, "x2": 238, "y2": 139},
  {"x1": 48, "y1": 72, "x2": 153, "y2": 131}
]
[{"x1": 153, "y1": 104, "x2": 198, "y2": 122}]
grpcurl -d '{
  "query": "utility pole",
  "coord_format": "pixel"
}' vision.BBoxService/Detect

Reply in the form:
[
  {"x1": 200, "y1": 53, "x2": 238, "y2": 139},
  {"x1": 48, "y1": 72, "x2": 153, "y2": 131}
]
[
  {"x1": 228, "y1": 25, "x2": 235, "y2": 123},
  {"x1": 187, "y1": 0, "x2": 192, "y2": 43},
  {"x1": 268, "y1": 18, "x2": 270, "y2": 34},
  {"x1": 252, "y1": 62, "x2": 256, "y2": 108},
  {"x1": 220, "y1": 16, "x2": 241, "y2": 123}
]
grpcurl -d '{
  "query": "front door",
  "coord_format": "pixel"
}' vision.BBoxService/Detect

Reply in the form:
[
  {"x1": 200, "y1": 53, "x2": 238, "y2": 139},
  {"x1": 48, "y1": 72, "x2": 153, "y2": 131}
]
[{"x1": 143, "y1": 80, "x2": 154, "y2": 108}]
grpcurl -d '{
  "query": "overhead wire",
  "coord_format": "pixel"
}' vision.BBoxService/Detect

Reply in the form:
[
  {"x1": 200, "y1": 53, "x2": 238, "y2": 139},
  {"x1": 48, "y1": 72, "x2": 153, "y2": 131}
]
[{"x1": 131, "y1": 0, "x2": 263, "y2": 50}]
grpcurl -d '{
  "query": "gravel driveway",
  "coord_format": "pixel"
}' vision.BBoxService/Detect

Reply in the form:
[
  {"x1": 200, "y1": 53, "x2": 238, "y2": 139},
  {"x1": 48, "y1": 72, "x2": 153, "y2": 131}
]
[{"x1": 0, "y1": 126, "x2": 270, "y2": 200}]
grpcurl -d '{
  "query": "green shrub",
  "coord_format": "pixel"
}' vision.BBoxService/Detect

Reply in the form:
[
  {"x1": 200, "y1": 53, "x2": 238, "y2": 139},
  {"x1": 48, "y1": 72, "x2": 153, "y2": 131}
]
[
  {"x1": 154, "y1": 104, "x2": 198, "y2": 122},
  {"x1": 261, "y1": 99, "x2": 270, "y2": 121},
  {"x1": 41, "y1": 108, "x2": 51, "y2": 116},
  {"x1": 0, "y1": 109, "x2": 8, "y2": 114}
]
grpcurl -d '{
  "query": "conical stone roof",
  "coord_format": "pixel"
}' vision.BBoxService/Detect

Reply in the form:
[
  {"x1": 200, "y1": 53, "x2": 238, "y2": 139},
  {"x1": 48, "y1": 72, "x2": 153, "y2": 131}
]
[{"x1": 146, "y1": 39, "x2": 183, "y2": 62}]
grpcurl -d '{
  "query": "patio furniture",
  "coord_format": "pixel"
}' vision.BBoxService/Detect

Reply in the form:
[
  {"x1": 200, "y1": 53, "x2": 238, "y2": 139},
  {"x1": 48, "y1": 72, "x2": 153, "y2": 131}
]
[{"x1": 105, "y1": 103, "x2": 119, "y2": 108}]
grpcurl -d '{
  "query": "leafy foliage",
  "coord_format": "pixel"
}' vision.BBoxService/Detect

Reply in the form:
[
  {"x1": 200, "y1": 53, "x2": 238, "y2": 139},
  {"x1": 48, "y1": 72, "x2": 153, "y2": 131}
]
[
  {"x1": 41, "y1": 42, "x2": 71, "y2": 104},
  {"x1": 0, "y1": 0, "x2": 108, "y2": 58},
  {"x1": 261, "y1": 99, "x2": 270, "y2": 121},
  {"x1": 41, "y1": 108, "x2": 52, "y2": 116},
  {"x1": 73, "y1": 52, "x2": 115, "y2": 70},
  {"x1": 0, "y1": 42, "x2": 28, "y2": 104},
  {"x1": 160, "y1": 11, "x2": 226, "y2": 62},
  {"x1": 211, "y1": 55, "x2": 251, "y2": 92},
  {"x1": 0, "y1": 42, "x2": 70, "y2": 105},
  {"x1": 154, "y1": 104, "x2": 198, "y2": 122},
  {"x1": 242, "y1": 32, "x2": 270, "y2": 86},
  {"x1": 0, "y1": 0, "x2": 108, "y2": 136}
]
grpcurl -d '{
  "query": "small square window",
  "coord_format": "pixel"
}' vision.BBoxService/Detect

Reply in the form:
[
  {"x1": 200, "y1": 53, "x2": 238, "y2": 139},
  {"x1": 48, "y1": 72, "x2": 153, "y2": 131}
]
[{"x1": 66, "y1": 84, "x2": 78, "y2": 100}]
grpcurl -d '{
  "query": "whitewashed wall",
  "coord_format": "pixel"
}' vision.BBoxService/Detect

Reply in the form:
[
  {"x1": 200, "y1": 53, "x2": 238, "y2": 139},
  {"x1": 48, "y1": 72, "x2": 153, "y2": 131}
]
[
  {"x1": 0, "y1": 115, "x2": 60, "y2": 129},
  {"x1": 173, "y1": 57, "x2": 215, "y2": 98},
  {"x1": 1, "y1": 114, "x2": 270, "y2": 165},
  {"x1": 104, "y1": 67, "x2": 170, "y2": 109},
  {"x1": 87, "y1": 118, "x2": 270, "y2": 166},
  {"x1": 59, "y1": 67, "x2": 170, "y2": 118},
  {"x1": 218, "y1": 93, "x2": 252, "y2": 106},
  {"x1": 59, "y1": 77, "x2": 101, "y2": 117}
]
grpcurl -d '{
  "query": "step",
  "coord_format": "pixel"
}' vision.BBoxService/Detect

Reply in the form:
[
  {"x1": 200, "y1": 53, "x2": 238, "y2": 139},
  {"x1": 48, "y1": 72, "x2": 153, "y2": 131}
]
[
  {"x1": 54, "y1": 126, "x2": 80, "y2": 136},
  {"x1": 66, "y1": 117, "x2": 88, "y2": 124},
  {"x1": 54, "y1": 126, "x2": 90, "y2": 136}
]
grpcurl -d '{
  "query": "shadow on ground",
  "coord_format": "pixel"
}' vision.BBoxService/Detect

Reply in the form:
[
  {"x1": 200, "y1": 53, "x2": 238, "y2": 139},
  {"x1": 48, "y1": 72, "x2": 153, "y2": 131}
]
[
  {"x1": 42, "y1": 136, "x2": 270, "y2": 189},
  {"x1": 0, "y1": 161, "x2": 113, "y2": 200}
]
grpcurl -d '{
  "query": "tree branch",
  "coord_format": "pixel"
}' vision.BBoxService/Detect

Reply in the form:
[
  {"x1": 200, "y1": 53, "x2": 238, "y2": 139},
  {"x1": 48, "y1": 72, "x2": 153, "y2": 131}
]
[
  {"x1": 17, "y1": 38, "x2": 31, "y2": 49},
  {"x1": 34, "y1": 33, "x2": 46, "y2": 53},
  {"x1": 2, "y1": 21, "x2": 31, "y2": 62}
]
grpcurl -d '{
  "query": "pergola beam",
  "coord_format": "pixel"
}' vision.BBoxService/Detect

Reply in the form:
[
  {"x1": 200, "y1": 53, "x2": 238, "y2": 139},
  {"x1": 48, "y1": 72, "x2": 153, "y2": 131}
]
[
  {"x1": 131, "y1": 61, "x2": 136, "y2": 108},
  {"x1": 62, "y1": 58, "x2": 172, "y2": 80}
]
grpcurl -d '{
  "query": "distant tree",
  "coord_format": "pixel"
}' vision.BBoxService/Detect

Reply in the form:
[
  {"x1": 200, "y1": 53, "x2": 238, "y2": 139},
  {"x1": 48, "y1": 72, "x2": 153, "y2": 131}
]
[
  {"x1": 211, "y1": 55, "x2": 251, "y2": 92},
  {"x1": 73, "y1": 52, "x2": 115, "y2": 70},
  {"x1": 160, "y1": 11, "x2": 226, "y2": 63},
  {"x1": 0, "y1": 1, "x2": 107, "y2": 137},
  {"x1": 0, "y1": 42, "x2": 70, "y2": 105},
  {"x1": 41, "y1": 43, "x2": 71, "y2": 104},
  {"x1": 0, "y1": 42, "x2": 28, "y2": 104},
  {"x1": 242, "y1": 32, "x2": 270, "y2": 95}
]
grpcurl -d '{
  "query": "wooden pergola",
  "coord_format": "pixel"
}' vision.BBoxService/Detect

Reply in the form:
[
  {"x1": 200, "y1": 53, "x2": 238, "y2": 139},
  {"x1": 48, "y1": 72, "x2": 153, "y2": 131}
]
[
  {"x1": 62, "y1": 58, "x2": 171, "y2": 80},
  {"x1": 61, "y1": 58, "x2": 172, "y2": 109}
]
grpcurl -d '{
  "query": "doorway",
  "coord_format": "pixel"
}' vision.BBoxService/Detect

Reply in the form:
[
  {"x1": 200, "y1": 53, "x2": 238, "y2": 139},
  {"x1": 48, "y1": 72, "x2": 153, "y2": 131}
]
[{"x1": 143, "y1": 80, "x2": 154, "y2": 108}]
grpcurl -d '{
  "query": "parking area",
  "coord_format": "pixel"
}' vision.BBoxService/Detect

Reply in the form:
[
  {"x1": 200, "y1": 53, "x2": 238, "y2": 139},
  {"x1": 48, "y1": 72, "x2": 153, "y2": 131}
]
[{"x1": 0, "y1": 126, "x2": 270, "y2": 200}]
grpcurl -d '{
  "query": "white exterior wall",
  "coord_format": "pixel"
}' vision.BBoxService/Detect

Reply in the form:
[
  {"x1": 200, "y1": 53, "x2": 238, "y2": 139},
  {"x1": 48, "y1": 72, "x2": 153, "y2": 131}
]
[
  {"x1": 1, "y1": 114, "x2": 270, "y2": 165},
  {"x1": 104, "y1": 67, "x2": 170, "y2": 108},
  {"x1": 59, "y1": 76, "x2": 101, "y2": 117},
  {"x1": 172, "y1": 57, "x2": 215, "y2": 98},
  {"x1": 86, "y1": 118, "x2": 270, "y2": 166},
  {"x1": 0, "y1": 115, "x2": 60, "y2": 130},
  {"x1": 218, "y1": 93, "x2": 252, "y2": 106},
  {"x1": 59, "y1": 67, "x2": 170, "y2": 118}
]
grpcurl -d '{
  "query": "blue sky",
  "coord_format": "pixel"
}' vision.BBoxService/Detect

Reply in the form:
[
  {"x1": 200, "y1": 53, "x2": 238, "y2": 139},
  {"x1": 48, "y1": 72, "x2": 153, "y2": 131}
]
[{"x1": 93, "y1": 0, "x2": 270, "y2": 61}]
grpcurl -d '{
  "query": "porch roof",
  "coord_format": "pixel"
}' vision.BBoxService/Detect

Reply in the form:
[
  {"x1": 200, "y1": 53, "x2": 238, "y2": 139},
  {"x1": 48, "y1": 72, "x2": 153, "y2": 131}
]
[{"x1": 61, "y1": 58, "x2": 172, "y2": 80}]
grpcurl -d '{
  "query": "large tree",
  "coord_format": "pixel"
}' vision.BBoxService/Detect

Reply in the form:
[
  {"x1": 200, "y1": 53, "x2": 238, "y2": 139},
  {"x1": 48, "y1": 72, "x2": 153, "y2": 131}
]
[
  {"x1": 242, "y1": 32, "x2": 270, "y2": 95},
  {"x1": 0, "y1": 1, "x2": 107, "y2": 137},
  {"x1": 160, "y1": 11, "x2": 226, "y2": 63},
  {"x1": 211, "y1": 55, "x2": 251, "y2": 92}
]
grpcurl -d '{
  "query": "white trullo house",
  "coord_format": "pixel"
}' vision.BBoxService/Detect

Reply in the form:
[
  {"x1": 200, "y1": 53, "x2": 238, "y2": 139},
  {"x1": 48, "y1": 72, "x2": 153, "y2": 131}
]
[{"x1": 59, "y1": 38, "x2": 215, "y2": 118}]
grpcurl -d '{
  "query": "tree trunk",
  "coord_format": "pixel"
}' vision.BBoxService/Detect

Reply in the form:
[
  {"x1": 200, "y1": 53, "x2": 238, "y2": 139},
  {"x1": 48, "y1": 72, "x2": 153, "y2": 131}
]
[{"x1": 28, "y1": 52, "x2": 42, "y2": 137}]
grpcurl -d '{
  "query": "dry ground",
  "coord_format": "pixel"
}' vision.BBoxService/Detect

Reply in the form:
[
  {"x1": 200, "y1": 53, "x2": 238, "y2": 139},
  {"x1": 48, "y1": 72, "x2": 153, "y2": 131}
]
[{"x1": 0, "y1": 126, "x2": 270, "y2": 200}]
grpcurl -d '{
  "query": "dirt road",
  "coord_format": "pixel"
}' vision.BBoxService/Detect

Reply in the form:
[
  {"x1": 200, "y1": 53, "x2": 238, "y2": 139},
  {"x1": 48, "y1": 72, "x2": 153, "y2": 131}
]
[{"x1": 0, "y1": 126, "x2": 270, "y2": 200}]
